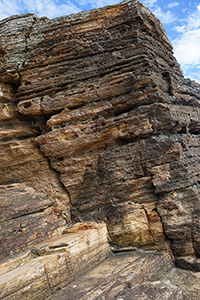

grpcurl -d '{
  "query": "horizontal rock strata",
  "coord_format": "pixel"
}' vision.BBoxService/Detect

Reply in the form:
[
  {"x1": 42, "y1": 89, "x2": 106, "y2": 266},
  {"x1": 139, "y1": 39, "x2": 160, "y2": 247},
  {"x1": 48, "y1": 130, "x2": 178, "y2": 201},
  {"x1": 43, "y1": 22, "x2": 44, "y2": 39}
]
[
  {"x1": 0, "y1": 222, "x2": 111, "y2": 299},
  {"x1": 0, "y1": 184, "x2": 66, "y2": 259},
  {"x1": 1, "y1": 1, "x2": 200, "y2": 298},
  {"x1": 49, "y1": 248, "x2": 200, "y2": 300},
  {"x1": 11, "y1": 0, "x2": 200, "y2": 265}
]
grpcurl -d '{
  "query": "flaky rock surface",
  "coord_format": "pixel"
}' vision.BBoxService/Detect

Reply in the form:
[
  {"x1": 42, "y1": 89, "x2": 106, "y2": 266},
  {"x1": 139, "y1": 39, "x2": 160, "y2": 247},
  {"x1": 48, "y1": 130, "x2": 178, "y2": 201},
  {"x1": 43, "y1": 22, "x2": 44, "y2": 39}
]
[{"x1": 1, "y1": 0, "x2": 200, "y2": 298}]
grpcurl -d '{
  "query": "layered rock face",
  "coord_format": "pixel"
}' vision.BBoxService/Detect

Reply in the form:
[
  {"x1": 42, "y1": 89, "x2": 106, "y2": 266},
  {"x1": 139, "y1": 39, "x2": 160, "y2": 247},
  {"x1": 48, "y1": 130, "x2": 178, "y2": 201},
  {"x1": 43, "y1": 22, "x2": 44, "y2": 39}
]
[
  {"x1": 1, "y1": 0, "x2": 200, "y2": 288},
  {"x1": 0, "y1": 222, "x2": 112, "y2": 299}
]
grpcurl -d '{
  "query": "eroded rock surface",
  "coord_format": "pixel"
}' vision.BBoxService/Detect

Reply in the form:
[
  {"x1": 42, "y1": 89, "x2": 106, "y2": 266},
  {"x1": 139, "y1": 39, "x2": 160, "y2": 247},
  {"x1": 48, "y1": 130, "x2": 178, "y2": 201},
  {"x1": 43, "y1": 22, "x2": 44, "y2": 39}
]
[
  {"x1": 0, "y1": 184, "x2": 66, "y2": 259},
  {"x1": 49, "y1": 248, "x2": 200, "y2": 300},
  {"x1": 1, "y1": 0, "x2": 200, "y2": 298},
  {"x1": 1, "y1": 221, "x2": 200, "y2": 299},
  {"x1": 0, "y1": 222, "x2": 111, "y2": 299}
]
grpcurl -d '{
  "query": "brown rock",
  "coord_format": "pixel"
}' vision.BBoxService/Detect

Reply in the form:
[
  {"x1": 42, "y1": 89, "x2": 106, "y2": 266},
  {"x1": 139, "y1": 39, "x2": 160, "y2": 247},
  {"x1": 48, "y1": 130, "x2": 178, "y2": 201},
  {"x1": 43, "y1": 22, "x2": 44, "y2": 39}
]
[
  {"x1": 1, "y1": 1, "x2": 200, "y2": 298},
  {"x1": 48, "y1": 249, "x2": 200, "y2": 300},
  {"x1": 0, "y1": 184, "x2": 66, "y2": 259},
  {"x1": 0, "y1": 222, "x2": 111, "y2": 299}
]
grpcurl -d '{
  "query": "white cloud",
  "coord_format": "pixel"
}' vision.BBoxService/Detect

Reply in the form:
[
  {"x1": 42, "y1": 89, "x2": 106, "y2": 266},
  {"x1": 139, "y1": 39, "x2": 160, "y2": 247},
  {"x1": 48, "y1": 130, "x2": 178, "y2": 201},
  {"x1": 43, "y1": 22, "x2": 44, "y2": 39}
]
[
  {"x1": 76, "y1": 0, "x2": 118, "y2": 9},
  {"x1": 174, "y1": 4, "x2": 200, "y2": 33},
  {"x1": 182, "y1": 68, "x2": 200, "y2": 83},
  {"x1": 168, "y1": 2, "x2": 179, "y2": 9},
  {"x1": 143, "y1": 0, "x2": 176, "y2": 25},
  {"x1": 153, "y1": 7, "x2": 176, "y2": 24},
  {"x1": 172, "y1": 4, "x2": 200, "y2": 82},
  {"x1": 143, "y1": 0, "x2": 157, "y2": 8},
  {"x1": 24, "y1": 0, "x2": 80, "y2": 17},
  {"x1": 0, "y1": 0, "x2": 21, "y2": 19},
  {"x1": 174, "y1": 29, "x2": 200, "y2": 66},
  {"x1": 28, "y1": 0, "x2": 81, "y2": 17},
  {"x1": 0, "y1": 0, "x2": 80, "y2": 20}
]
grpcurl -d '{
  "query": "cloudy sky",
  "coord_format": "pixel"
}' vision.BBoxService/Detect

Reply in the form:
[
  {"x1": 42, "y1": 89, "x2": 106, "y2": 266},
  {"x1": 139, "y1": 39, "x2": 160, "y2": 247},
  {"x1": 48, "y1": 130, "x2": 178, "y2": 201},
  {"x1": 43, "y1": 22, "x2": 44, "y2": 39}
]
[{"x1": 0, "y1": 0, "x2": 199, "y2": 83}]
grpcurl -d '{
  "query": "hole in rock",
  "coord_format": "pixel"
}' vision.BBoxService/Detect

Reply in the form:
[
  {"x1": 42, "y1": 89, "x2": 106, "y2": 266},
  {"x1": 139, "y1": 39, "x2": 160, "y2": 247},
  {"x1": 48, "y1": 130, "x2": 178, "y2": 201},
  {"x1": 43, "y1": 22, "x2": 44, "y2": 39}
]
[
  {"x1": 178, "y1": 126, "x2": 188, "y2": 134},
  {"x1": 68, "y1": 103, "x2": 85, "y2": 111},
  {"x1": 57, "y1": 157, "x2": 64, "y2": 161},
  {"x1": 23, "y1": 102, "x2": 31, "y2": 108},
  {"x1": 49, "y1": 243, "x2": 69, "y2": 249}
]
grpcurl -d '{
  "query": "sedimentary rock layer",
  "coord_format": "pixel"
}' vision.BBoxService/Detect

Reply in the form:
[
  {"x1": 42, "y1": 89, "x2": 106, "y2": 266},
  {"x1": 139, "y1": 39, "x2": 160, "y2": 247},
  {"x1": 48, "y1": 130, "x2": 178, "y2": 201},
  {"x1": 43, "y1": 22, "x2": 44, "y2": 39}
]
[
  {"x1": 1, "y1": 221, "x2": 200, "y2": 300},
  {"x1": 0, "y1": 184, "x2": 66, "y2": 259},
  {"x1": 1, "y1": 0, "x2": 200, "y2": 272},
  {"x1": 0, "y1": 222, "x2": 111, "y2": 299},
  {"x1": 49, "y1": 248, "x2": 200, "y2": 300}
]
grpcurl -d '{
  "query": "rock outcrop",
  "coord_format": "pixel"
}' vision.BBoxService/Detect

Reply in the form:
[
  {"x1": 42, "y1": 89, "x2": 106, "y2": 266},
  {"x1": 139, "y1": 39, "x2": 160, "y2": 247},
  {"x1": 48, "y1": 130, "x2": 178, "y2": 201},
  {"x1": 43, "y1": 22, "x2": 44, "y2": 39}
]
[{"x1": 1, "y1": 0, "x2": 200, "y2": 298}]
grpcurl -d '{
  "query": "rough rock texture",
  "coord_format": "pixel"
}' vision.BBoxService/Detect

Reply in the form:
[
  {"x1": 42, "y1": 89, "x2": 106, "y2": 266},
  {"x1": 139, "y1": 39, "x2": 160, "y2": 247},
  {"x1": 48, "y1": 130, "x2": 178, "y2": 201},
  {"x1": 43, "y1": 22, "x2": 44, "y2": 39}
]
[
  {"x1": 1, "y1": 0, "x2": 200, "y2": 298},
  {"x1": 1, "y1": 222, "x2": 200, "y2": 300},
  {"x1": 0, "y1": 184, "x2": 66, "y2": 259},
  {"x1": 49, "y1": 249, "x2": 200, "y2": 300},
  {"x1": 0, "y1": 222, "x2": 111, "y2": 299}
]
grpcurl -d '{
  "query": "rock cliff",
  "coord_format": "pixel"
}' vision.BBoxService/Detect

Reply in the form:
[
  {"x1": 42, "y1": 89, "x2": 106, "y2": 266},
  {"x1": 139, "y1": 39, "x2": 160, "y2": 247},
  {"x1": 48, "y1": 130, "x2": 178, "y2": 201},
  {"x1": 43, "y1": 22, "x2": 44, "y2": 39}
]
[{"x1": 1, "y1": 0, "x2": 200, "y2": 299}]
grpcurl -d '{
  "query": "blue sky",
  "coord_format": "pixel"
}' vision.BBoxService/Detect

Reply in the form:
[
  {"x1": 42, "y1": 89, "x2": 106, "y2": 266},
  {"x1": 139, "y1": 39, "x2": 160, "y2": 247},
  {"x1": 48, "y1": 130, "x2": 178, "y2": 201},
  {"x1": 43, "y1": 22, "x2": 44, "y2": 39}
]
[{"x1": 0, "y1": 0, "x2": 200, "y2": 83}]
